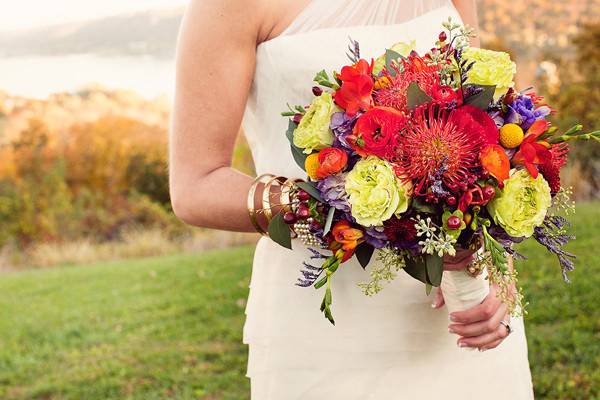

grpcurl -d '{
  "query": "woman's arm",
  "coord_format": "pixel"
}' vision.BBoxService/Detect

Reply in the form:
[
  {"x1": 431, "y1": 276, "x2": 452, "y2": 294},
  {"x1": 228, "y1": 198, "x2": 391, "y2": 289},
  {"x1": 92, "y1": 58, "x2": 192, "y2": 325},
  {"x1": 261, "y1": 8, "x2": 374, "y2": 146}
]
[
  {"x1": 452, "y1": 0, "x2": 481, "y2": 47},
  {"x1": 169, "y1": 0, "x2": 265, "y2": 231}
]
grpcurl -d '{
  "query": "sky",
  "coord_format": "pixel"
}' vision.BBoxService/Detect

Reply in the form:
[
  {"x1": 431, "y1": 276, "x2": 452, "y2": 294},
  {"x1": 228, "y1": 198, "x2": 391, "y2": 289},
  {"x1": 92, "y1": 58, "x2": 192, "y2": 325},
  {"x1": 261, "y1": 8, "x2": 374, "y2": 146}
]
[{"x1": 0, "y1": 0, "x2": 189, "y2": 31}]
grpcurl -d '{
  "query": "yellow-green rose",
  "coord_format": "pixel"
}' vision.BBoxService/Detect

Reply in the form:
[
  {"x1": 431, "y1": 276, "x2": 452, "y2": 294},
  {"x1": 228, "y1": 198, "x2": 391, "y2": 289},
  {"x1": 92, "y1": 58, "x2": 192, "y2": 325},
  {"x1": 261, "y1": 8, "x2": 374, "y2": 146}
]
[
  {"x1": 345, "y1": 157, "x2": 412, "y2": 226},
  {"x1": 462, "y1": 47, "x2": 516, "y2": 99},
  {"x1": 373, "y1": 40, "x2": 416, "y2": 76},
  {"x1": 293, "y1": 92, "x2": 337, "y2": 154},
  {"x1": 487, "y1": 169, "x2": 551, "y2": 238}
]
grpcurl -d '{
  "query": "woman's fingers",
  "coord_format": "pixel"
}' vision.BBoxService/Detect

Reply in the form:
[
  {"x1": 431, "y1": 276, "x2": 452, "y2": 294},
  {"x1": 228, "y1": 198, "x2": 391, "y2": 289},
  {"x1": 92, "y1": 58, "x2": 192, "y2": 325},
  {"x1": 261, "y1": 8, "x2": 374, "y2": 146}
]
[
  {"x1": 431, "y1": 288, "x2": 445, "y2": 309},
  {"x1": 449, "y1": 286, "x2": 500, "y2": 324},
  {"x1": 449, "y1": 303, "x2": 508, "y2": 337},
  {"x1": 457, "y1": 321, "x2": 510, "y2": 349}
]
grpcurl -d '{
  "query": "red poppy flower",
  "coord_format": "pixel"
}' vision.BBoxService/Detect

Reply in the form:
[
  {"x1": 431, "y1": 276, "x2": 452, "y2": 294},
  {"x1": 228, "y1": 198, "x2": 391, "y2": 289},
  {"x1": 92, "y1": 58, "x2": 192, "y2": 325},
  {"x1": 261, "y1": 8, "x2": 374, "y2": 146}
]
[
  {"x1": 512, "y1": 120, "x2": 553, "y2": 178},
  {"x1": 316, "y1": 148, "x2": 348, "y2": 179},
  {"x1": 334, "y1": 59, "x2": 375, "y2": 116},
  {"x1": 348, "y1": 106, "x2": 406, "y2": 158}
]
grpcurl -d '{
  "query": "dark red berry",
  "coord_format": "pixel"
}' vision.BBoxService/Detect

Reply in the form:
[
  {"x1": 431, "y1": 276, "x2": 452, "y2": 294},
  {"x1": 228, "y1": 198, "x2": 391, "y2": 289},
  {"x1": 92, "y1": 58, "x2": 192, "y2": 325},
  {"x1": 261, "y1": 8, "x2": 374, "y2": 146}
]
[
  {"x1": 297, "y1": 190, "x2": 311, "y2": 202},
  {"x1": 438, "y1": 32, "x2": 447, "y2": 42},
  {"x1": 297, "y1": 204, "x2": 311, "y2": 219},
  {"x1": 293, "y1": 113, "x2": 303, "y2": 124},
  {"x1": 312, "y1": 86, "x2": 323, "y2": 96},
  {"x1": 283, "y1": 212, "x2": 297, "y2": 224},
  {"x1": 446, "y1": 196, "x2": 457, "y2": 206},
  {"x1": 482, "y1": 185, "x2": 496, "y2": 201},
  {"x1": 309, "y1": 220, "x2": 322, "y2": 232},
  {"x1": 447, "y1": 216, "x2": 462, "y2": 230}
]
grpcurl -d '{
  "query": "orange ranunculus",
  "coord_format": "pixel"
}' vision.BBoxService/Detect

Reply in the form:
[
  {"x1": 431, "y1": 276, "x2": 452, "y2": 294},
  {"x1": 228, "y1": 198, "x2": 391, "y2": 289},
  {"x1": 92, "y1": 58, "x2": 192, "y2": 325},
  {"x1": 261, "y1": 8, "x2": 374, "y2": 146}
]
[
  {"x1": 334, "y1": 59, "x2": 375, "y2": 116},
  {"x1": 328, "y1": 220, "x2": 364, "y2": 262},
  {"x1": 512, "y1": 120, "x2": 552, "y2": 178},
  {"x1": 480, "y1": 144, "x2": 510, "y2": 187},
  {"x1": 316, "y1": 148, "x2": 348, "y2": 179}
]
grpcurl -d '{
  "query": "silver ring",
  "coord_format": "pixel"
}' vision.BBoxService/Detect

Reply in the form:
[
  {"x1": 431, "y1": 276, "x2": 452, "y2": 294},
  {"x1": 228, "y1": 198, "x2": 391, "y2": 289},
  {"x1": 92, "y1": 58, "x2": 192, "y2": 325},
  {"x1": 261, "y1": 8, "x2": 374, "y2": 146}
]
[{"x1": 499, "y1": 320, "x2": 512, "y2": 335}]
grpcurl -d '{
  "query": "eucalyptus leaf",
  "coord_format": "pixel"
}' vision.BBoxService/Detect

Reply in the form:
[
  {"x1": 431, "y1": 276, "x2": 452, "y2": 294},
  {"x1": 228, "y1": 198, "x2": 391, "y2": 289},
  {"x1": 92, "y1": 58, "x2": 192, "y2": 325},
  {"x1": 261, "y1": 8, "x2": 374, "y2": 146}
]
[
  {"x1": 291, "y1": 145, "x2": 308, "y2": 171},
  {"x1": 296, "y1": 181, "x2": 325, "y2": 203},
  {"x1": 267, "y1": 213, "x2": 292, "y2": 250},
  {"x1": 403, "y1": 257, "x2": 428, "y2": 284},
  {"x1": 285, "y1": 119, "x2": 295, "y2": 144},
  {"x1": 463, "y1": 84, "x2": 496, "y2": 110},
  {"x1": 355, "y1": 243, "x2": 375, "y2": 270},
  {"x1": 425, "y1": 254, "x2": 443, "y2": 287},
  {"x1": 385, "y1": 49, "x2": 403, "y2": 77},
  {"x1": 323, "y1": 207, "x2": 335, "y2": 235},
  {"x1": 407, "y1": 82, "x2": 432, "y2": 109}
]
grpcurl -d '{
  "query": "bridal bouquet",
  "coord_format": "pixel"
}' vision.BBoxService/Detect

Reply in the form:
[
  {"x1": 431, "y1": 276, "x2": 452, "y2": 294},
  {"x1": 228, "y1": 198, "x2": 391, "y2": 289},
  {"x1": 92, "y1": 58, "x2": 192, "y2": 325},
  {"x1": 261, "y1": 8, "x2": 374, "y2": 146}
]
[{"x1": 270, "y1": 19, "x2": 599, "y2": 324}]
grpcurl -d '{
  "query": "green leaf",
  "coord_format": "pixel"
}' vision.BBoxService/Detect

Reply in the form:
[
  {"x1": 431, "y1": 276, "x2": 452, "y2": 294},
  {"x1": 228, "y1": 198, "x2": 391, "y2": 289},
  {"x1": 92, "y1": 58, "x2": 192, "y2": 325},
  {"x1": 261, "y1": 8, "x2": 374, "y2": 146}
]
[
  {"x1": 314, "y1": 69, "x2": 339, "y2": 89},
  {"x1": 412, "y1": 198, "x2": 436, "y2": 214},
  {"x1": 325, "y1": 287, "x2": 332, "y2": 305},
  {"x1": 290, "y1": 145, "x2": 308, "y2": 171},
  {"x1": 425, "y1": 254, "x2": 443, "y2": 287},
  {"x1": 407, "y1": 82, "x2": 432, "y2": 109},
  {"x1": 296, "y1": 181, "x2": 324, "y2": 203},
  {"x1": 355, "y1": 243, "x2": 375, "y2": 269},
  {"x1": 323, "y1": 207, "x2": 335, "y2": 235},
  {"x1": 285, "y1": 119, "x2": 310, "y2": 171},
  {"x1": 425, "y1": 283, "x2": 433, "y2": 296},
  {"x1": 463, "y1": 84, "x2": 496, "y2": 110},
  {"x1": 403, "y1": 257, "x2": 428, "y2": 284},
  {"x1": 324, "y1": 306, "x2": 335, "y2": 325},
  {"x1": 267, "y1": 213, "x2": 292, "y2": 250},
  {"x1": 385, "y1": 49, "x2": 403, "y2": 77},
  {"x1": 314, "y1": 276, "x2": 327, "y2": 289}
]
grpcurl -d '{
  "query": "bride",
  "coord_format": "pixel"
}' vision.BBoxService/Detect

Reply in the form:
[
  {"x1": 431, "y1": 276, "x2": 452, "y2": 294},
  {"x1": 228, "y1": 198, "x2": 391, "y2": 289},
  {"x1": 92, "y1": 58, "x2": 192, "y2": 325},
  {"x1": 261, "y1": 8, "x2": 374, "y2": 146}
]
[{"x1": 169, "y1": 0, "x2": 534, "y2": 398}]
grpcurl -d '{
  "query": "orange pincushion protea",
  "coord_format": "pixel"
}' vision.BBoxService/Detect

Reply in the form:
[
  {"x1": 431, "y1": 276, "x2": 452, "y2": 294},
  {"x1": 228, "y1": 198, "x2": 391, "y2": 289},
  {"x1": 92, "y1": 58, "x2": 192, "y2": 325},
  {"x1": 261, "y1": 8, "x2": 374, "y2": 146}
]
[
  {"x1": 393, "y1": 105, "x2": 492, "y2": 195},
  {"x1": 374, "y1": 53, "x2": 441, "y2": 111}
]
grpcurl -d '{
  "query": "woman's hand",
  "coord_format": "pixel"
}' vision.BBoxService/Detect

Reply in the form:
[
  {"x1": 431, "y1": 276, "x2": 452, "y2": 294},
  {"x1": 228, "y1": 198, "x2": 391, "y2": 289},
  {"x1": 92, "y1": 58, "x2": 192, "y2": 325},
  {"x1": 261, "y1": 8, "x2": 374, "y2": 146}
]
[{"x1": 447, "y1": 284, "x2": 511, "y2": 351}]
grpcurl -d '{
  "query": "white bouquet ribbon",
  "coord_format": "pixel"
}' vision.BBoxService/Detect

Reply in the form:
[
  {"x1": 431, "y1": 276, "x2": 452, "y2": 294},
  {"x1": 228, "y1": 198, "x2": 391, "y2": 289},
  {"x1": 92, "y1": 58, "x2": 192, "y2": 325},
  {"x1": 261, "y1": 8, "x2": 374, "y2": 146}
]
[{"x1": 441, "y1": 263, "x2": 490, "y2": 315}]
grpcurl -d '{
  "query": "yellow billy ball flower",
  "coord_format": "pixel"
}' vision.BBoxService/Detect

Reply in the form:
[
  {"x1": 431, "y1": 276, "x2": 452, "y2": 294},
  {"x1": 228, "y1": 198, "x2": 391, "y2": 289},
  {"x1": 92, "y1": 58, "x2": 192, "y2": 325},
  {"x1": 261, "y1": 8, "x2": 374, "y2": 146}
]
[
  {"x1": 305, "y1": 153, "x2": 320, "y2": 180},
  {"x1": 499, "y1": 123, "x2": 524, "y2": 149}
]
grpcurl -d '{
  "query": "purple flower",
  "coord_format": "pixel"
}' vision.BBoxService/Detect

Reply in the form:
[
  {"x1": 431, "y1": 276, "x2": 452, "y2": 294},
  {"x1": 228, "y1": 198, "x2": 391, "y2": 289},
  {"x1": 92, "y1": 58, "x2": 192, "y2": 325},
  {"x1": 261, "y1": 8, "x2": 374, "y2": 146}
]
[
  {"x1": 330, "y1": 112, "x2": 359, "y2": 150},
  {"x1": 316, "y1": 174, "x2": 351, "y2": 213},
  {"x1": 505, "y1": 94, "x2": 551, "y2": 130},
  {"x1": 364, "y1": 226, "x2": 387, "y2": 249}
]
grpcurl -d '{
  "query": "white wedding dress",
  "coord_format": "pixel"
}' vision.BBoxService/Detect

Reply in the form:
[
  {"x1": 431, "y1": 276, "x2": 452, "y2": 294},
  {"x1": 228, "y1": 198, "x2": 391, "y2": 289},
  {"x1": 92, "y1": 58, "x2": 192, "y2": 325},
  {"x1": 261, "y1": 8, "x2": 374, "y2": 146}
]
[{"x1": 242, "y1": 1, "x2": 534, "y2": 398}]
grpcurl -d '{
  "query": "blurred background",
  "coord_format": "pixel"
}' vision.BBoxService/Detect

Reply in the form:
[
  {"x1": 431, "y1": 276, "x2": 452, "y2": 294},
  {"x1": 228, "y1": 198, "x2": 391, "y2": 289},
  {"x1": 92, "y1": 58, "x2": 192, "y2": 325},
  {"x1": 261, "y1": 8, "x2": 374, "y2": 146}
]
[{"x1": 0, "y1": 1, "x2": 598, "y2": 399}]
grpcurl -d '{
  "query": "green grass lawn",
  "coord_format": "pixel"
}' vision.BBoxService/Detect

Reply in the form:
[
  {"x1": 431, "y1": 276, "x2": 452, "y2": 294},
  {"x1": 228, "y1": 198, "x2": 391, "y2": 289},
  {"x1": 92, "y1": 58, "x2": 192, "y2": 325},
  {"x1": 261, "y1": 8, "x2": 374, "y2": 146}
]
[{"x1": 0, "y1": 203, "x2": 599, "y2": 400}]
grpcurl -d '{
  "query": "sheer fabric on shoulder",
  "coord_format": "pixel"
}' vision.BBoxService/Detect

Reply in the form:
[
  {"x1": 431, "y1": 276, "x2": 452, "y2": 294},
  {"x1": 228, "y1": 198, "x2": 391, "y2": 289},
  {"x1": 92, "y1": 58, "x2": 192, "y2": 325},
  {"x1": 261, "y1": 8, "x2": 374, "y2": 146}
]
[{"x1": 281, "y1": 0, "x2": 453, "y2": 36}]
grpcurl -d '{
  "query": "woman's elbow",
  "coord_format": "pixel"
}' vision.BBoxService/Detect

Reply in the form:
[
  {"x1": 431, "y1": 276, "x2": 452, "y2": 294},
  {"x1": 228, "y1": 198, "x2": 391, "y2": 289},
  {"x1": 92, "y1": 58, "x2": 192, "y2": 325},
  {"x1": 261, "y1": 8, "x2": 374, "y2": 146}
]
[{"x1": 170, "y1": 182, "x2": 203, "y2": 227}]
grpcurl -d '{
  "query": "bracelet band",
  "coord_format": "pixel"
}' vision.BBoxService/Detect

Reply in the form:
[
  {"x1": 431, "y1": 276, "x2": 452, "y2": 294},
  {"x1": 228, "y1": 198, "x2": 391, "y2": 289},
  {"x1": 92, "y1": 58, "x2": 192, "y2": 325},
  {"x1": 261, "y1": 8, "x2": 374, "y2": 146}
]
[
  {"x1": 261, "y1": 176, "x2": 287, "y2": 223},
  {"x1": 247, "y1": 174, "x2": 275, "y2": 236}
]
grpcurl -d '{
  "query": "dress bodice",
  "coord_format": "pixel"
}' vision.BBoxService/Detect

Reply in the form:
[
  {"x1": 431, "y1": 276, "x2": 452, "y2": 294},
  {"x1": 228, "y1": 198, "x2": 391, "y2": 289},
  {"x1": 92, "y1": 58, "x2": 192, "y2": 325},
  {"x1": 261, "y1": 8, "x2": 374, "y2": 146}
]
[{"x1": 242, "y1": 0, "x2": 461, "y2": 177}]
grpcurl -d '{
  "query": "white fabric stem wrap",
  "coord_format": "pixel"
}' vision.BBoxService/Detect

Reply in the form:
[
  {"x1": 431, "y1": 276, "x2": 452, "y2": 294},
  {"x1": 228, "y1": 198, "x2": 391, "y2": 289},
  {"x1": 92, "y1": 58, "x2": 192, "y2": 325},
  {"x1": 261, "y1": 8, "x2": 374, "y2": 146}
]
[{"x1": 441, "y1": 268, "x2": 490, "y2": 315}]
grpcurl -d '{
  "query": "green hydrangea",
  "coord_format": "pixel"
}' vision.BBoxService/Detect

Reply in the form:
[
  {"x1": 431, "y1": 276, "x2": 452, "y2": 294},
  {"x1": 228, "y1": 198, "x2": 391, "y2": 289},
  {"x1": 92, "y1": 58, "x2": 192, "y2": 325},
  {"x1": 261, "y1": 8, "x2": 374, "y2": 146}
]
[
  {"x1": 462, "y1": 47, "x2": 516, "y2": 99},
  {"x1": 373, "y1": 40, "x2": 416, "y2": 76},
  {"x1": 487, "y1": 169, "x2": 551, "y2": 238},
  {"x1": 345, "y1": 157, "x2": 412, "y2": 226},
  {"x1": 293, "y1": 92, "x2": 336, "y2": 154}
]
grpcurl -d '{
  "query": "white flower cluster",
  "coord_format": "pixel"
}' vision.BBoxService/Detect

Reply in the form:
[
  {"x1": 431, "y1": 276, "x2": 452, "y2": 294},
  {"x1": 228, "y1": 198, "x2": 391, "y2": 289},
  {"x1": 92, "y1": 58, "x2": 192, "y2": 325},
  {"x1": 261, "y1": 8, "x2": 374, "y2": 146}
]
[{"x1": 415, "y1": 216, "x2": 457, "y2": 257}]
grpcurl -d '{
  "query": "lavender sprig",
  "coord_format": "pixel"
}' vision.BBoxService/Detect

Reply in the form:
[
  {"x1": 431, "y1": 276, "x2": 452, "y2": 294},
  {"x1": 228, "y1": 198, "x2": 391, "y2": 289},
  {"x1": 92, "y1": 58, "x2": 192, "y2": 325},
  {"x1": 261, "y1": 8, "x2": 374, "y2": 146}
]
[
  {"x1": 346, "y1": 37, "x2": 360, "y2": 64},
  {"x1": 533, "y1": 215, "x2": 576, "y2": 283}
]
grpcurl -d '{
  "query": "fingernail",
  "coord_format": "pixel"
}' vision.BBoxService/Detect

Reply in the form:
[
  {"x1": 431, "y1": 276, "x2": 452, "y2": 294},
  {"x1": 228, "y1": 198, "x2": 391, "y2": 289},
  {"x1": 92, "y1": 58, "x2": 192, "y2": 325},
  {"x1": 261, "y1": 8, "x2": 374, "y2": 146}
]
[
  {"x1": 449, "y1": 314, "x2": 458, "y2": 322},
  {"x1": 431, "y1": 302, "x2": 437, "y2": 308},
  {"x1": 457, "y1": 342, "x2": 466, "y2": 348},
  {"x1": 479, "y1": 348, "x2": 487, "y2": 353},
  {"x1": 448, "y1": 327, "x2": 456, "y2": 334}
]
